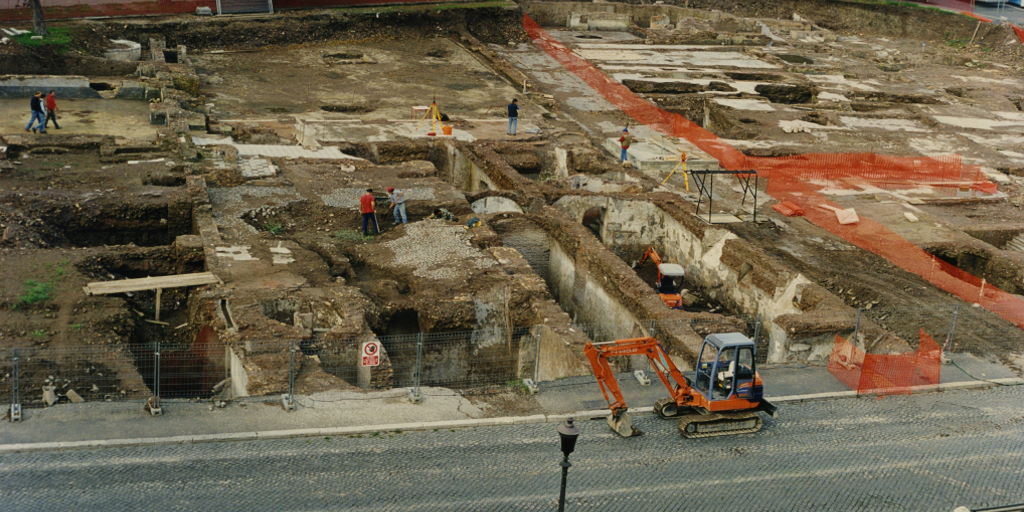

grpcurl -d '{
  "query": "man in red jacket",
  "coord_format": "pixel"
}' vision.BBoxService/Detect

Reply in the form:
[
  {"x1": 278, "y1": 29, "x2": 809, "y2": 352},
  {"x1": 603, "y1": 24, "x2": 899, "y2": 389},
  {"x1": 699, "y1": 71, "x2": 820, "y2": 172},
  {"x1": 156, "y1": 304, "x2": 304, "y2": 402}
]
[
  {"x1": 45, "y1": 90, "x2": 60, "y2": 130},
  {"x1": 360, "y1": 188, "x2": 379, "y2": 236}
]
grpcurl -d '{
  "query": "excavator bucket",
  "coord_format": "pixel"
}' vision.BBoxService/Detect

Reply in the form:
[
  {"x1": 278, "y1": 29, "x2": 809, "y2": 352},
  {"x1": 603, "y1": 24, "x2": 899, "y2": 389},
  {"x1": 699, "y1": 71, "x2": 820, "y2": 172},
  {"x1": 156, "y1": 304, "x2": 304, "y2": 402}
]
[{"x1": 607, "y1": 410, "x2": 643, "y2": 437}]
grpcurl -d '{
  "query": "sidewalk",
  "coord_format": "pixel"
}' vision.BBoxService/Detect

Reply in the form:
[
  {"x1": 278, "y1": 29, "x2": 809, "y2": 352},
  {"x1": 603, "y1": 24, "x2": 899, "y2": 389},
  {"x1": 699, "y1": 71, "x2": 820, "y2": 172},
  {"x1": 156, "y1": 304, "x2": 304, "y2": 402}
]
[
  {"x1": 2, "y1": 352, "x2": 1018, "y2": 448},
  {"x1": 971, "y1": 2, "x2": 1024, "y2": 25},
  {"x1": 535, "y1": 351, "x2": 1019, "y2": 413}
]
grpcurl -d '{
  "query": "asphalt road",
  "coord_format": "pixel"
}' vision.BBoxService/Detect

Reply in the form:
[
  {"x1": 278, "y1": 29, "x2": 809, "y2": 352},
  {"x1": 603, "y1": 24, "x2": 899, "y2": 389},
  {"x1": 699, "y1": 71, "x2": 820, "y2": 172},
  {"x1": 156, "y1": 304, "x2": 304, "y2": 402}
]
[{"x1": 1, "y1": 386, "x2": 1023, "y2": 511}]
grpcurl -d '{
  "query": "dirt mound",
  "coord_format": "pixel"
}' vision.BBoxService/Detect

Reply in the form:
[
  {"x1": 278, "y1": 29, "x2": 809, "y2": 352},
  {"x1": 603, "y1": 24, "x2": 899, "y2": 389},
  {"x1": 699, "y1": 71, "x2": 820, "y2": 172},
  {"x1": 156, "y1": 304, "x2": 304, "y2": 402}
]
[{"x1": 105, "y1": 7, "x2": 526, "y2": 50}]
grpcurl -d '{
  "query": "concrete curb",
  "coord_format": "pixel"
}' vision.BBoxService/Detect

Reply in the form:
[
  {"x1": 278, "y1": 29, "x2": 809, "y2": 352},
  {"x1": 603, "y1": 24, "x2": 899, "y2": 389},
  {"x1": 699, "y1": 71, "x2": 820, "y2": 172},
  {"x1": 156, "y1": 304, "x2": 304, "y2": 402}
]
[{"x1": 1, "y1": 377, "x2": 1020, "y2": 454}]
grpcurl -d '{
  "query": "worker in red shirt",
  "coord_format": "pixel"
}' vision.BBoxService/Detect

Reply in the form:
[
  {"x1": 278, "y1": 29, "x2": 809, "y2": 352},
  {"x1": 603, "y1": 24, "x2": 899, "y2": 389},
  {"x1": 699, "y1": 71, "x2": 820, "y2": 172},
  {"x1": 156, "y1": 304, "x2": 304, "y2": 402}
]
[
  {"x1": 359, "y1": 188, "x2": 379, "y2": 236},
  {"x1": 44, "y1": 90, "x2": 60, "y2": 130}
]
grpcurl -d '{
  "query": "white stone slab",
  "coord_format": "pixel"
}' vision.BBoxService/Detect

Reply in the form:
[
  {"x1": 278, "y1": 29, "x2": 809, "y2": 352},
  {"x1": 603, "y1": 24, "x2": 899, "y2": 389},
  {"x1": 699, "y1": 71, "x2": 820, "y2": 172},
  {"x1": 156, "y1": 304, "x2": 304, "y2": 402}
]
[
  {"x1": 839, "y1": 116, "x2": 927, "y2": 132},
  {"x1": 934, "y1": 116, "x2": 1024, "y2": 131},
  {"x1": 214, "y1": 246, "x2": 257, "y2": 261},
  {"x1": 951, "y1": 74, "x2": 1023, "y2": 86},
  {"x1": 779, "y1": 120, "x2": 848, "y2": 133},
  {"x1": 239, "y1": 157, "x2": 276, "y2": 178},
  {"x1": 960, "y1": 132, "x2": 1024, "y2": 145},
  {"x1": 805, "y1": 74, "x2": 878, "y2": 91},
  {"x1": 993, "y1": 111, "x2": 1024, "y2": 121},
  {"x1": 576, "y1": 48, "x2": 778, "y2": 69},
  {"x1": 235, "y1": 144, "x2": 358, "y2": 160},
  {"x1": 818, "y1": 91, "x2": 849, "y2": 102},
  {"x1": 713, "y1": 98, "x2": 775, "y2": 111}
]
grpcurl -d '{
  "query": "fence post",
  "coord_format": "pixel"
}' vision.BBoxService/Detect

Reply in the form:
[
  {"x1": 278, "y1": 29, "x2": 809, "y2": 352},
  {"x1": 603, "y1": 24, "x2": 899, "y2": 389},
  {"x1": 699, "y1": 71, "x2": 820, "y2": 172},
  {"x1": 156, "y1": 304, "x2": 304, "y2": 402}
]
[
  {"x1": 147, "y1": 341, "x2": 163, "y2": 416},
  {"x1": 852, "y1": 309, "x2": 862, "y2": 345},
  {"x1": 281, "y1": 343, "x2": 297, "y2": 411},
  {"x1": 9, "y1": 349, "x2": 21, "y2": 422},
  {"x1": 520, "y1": 330, "x2": 541, "y2": 395},
  {"x1": 532, "y1": 330, "x2": 542, "y2": 384},
  {"x1": 408, "y1": 332, "x2": 423, "y2": 404},
  {"x1": 942, "y1": 305, "x2": 960, "y2": 356},
  {"x1": 752, "y1": 317, "x2": 762, "y2": 346}
]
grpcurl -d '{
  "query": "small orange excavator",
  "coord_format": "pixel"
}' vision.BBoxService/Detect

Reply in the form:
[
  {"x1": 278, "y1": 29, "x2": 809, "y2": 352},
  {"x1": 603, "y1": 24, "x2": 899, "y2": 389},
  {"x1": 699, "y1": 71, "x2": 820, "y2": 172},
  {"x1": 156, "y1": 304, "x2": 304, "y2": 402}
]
[
  {"x1": 584, "y1": 334, "x2": 776, "y2": 438},
  {"x1": 633, "y1": 247, "x2": 685, "y2": 309}
]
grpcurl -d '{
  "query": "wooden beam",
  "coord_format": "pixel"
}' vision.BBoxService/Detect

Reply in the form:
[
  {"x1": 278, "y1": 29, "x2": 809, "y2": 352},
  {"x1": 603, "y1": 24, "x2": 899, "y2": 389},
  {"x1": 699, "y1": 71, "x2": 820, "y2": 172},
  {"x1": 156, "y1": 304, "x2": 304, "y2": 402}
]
[{"x1": 83, "y1": 272, "x2": 221, "y2": 296}]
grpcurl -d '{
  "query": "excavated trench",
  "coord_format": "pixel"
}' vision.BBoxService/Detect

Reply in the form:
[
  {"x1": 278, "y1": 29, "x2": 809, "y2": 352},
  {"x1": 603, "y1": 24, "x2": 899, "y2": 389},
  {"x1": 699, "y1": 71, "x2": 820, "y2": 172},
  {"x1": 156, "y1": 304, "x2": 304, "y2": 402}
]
[
  {"x1": 32, "y1": 201, "x2": 191, "y2": 248},
  {"x1": 491, "y1": 214, "x2": 652, "y2": 346},
  {"x1": 332, "y1": 258, "x2": 532, "y2": 389},
  {"x1": 554, "y1": 195, "x2": 855, "y2": 362},
  {"x1": 579, "y1": 206, "x2": 738, "y2": 318},
  {"x1": 77, "y1": 248, "x2": 221, "y2": 398},
  {"x1": 926, "y1": 246, "x2": 1024, "y2": 296}
]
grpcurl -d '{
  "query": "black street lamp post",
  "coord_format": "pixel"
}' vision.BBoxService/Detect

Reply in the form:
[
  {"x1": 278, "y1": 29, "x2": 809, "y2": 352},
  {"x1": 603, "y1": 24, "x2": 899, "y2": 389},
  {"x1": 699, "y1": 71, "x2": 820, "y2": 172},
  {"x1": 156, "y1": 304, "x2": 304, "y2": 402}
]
[{"x1": 557, "y1": 417, "x2": 580, "y2": 512}]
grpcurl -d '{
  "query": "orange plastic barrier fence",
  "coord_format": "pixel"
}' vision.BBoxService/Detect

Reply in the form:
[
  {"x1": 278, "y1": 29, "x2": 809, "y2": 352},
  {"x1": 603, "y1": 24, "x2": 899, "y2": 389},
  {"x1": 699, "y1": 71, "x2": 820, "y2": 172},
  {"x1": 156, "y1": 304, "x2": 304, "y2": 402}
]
[
  {"x1": 1013, "y1": 24, "x2": 1024, "y2": 44},
  {"x1": 523, "y1": 15, "x2": 1024, "y2": 329},
  {"x1": 828, "y1": 330, "x2": 942, "y2": 394}
]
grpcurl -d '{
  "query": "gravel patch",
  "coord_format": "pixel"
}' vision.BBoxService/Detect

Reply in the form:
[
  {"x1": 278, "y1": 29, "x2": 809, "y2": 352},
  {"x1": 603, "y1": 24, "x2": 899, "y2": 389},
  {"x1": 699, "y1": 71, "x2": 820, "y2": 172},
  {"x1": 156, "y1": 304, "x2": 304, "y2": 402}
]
[
  {"x1": 384, "y1": 220, "x2": 496, "y2": 280},
  {"x1": 320, "y1": 187, "x2": 438, "y2": 208}
]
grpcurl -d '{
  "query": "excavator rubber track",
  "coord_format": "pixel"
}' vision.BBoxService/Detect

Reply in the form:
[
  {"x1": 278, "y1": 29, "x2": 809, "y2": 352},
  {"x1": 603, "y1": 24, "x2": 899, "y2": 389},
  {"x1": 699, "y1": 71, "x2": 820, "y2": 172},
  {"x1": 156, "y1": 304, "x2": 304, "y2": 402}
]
[{"x1": 678, "y1": 411, "x2": 762, "y2": 438}]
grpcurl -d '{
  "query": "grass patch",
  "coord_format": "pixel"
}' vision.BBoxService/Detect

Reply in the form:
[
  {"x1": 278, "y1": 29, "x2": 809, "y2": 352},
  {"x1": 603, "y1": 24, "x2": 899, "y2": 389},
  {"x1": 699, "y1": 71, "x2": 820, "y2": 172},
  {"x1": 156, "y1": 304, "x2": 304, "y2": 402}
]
[
  {"x1": 16, "y1": 280, "x2": 55, "y2": 308},
  {"x1": 14, "y1": 27, "x2": 72, "y2": 48},
  {"x1": 49, "y1": 260, "x2": 68, "y2": 279},
  {"x1": 13, "y1": 260, "x2": 68, "y2": 308},
  {"x1": 845, "y1": 0, "x2": 953, "y2": 14},
  {"x1": 70, "y1": 323, "x2": 84, "y2": 330},
  {"x1": 506, "y1": 378, "x2": 531, "y2": 395},
  {"x1": 265, "y1": 223, "x2": 284, "y2": 235},
  {"x1": 30, "y1": 329, "x2": 48, "y2": 338}
]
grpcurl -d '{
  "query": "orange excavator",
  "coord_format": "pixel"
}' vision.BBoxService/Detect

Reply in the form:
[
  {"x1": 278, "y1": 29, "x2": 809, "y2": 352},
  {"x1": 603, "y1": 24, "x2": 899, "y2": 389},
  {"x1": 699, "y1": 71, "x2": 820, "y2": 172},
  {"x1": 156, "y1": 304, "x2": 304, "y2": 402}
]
[
  {"x1": 584, "y1": 334, "x2": 776, "y2": 438},
  {"x1": 633, "y1": 247, "x2": 685, "y2": 309}
]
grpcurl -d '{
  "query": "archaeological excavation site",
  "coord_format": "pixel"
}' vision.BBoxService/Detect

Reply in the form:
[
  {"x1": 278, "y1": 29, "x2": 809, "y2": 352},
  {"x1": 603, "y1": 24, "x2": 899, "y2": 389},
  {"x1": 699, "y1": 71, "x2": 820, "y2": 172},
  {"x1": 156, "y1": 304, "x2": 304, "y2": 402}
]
[{"x1": 2, "y1": 0, "x2": 1024, "y2": 427}]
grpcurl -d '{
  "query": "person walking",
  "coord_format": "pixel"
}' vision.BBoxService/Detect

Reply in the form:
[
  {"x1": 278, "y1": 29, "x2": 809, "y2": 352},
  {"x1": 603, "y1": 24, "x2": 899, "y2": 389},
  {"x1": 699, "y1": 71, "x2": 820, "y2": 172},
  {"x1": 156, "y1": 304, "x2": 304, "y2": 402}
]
[
  {"x1": 387, "y1": 187, "x2": 408, "y2": 225},
  {"x1": 618, "y1": 127, "x2": 632, "y2": 164},
  {"x1": 24, "y1": 91, "x2": 47, "y2": 134},
  {"x1": 359, "y1": 188, "x2": 379, "y2": 236},
  {"x1": 44, "y1": 90, "x2": 60, "y2": 130},
  {"x1": 506, "y1": 98, "x2": 519, "y2": 136}
]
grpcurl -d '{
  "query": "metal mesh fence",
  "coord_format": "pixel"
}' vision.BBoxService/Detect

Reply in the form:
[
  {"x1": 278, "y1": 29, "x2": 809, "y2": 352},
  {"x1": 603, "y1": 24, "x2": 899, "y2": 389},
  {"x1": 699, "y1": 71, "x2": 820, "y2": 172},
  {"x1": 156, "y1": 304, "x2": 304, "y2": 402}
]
[
  {"x1": 1, "y1": 311, "x2": 956, "y2": 416},
  {"x1": 318, "y1": 327, "x2": 539, "y2": 393},
  {"x1": 0, "y1": 341, "x2": 228, "y2": 409},
  {"x1": 828, "y1": 329, "x2": 943, "y2": 395}
]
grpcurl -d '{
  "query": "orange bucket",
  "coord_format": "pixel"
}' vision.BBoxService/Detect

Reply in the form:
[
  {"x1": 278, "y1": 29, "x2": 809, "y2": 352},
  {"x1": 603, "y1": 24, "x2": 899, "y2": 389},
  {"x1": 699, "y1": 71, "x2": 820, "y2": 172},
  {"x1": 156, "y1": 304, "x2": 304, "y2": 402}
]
[{"x1": 442, "y1": 125, "x2": 453, "y2": 136}]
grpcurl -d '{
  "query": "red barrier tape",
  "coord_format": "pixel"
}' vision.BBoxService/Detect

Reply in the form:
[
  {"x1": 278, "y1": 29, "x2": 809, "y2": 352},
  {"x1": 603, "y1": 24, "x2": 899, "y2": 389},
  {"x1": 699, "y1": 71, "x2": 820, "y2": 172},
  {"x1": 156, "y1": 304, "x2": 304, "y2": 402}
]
[{"x1": 523, "y1": 14, "x2": 1024, "y2": 329}]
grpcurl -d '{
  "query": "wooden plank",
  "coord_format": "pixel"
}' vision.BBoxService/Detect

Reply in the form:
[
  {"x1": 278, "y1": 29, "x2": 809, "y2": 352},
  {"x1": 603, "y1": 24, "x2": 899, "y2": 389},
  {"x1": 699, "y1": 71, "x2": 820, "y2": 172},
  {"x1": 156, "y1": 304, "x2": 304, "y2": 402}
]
[{"x1": 83, "y1": 272, "x2": 220, "y2": 296}]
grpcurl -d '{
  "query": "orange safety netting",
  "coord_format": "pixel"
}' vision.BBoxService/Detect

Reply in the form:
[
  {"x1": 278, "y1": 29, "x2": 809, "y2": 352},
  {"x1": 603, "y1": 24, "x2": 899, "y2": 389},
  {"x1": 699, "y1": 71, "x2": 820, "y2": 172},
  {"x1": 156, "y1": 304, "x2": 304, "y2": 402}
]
[
  {"x1": 828, "y1": 330, "x2": 942, "y2": 394},
  {"x1": 1015, "y1": 24, "x2": 1024, "y2": 43},
  {"x1": 523, "y1": 15, "x2": 1024, "y2": 329}
]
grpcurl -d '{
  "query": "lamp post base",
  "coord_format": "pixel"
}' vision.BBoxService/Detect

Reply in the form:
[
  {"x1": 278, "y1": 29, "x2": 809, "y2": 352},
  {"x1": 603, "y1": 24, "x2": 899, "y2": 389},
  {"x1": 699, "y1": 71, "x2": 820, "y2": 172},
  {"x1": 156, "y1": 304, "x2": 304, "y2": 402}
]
[{"x1": 558, "y1": 457, "x2": 571, "y2": 512}]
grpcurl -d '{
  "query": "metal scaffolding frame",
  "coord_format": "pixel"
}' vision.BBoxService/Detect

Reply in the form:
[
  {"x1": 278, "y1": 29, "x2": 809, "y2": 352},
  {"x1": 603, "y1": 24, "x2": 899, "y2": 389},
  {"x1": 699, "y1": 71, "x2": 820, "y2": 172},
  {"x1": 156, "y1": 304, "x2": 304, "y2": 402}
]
[{"x1": 690, "y1": 169, "x2": 759, "y2": 224}]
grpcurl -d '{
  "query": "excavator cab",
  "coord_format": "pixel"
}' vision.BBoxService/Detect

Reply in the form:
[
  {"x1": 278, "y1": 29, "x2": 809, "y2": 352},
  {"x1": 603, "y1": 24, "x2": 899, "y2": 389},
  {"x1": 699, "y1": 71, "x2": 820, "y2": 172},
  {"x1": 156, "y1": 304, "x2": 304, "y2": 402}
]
[
  {"x1": 634, "y1": 247, "x2": 686, "y2": 309},
  {"x1": 695, "y1": 333, "x2": 761, "y2": 401},
  {"x1": 655, "y1": 263, "x2": 685, "y2": 309}
]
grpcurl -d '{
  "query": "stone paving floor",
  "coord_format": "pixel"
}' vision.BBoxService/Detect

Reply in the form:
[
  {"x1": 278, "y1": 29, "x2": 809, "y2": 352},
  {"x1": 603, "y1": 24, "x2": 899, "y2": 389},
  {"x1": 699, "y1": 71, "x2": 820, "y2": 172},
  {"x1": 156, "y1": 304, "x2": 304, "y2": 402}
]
[{"x1": 1, "y1": 385, "x2": 1022, "y2": 511}]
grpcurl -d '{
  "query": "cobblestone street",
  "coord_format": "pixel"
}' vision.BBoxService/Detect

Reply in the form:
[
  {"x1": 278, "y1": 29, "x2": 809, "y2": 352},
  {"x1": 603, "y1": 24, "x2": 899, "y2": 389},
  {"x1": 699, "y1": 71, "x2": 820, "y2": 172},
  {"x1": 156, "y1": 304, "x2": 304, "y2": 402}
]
[{"x1": 2, "y1": 386, "x2": 1022, "y2": 511}]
